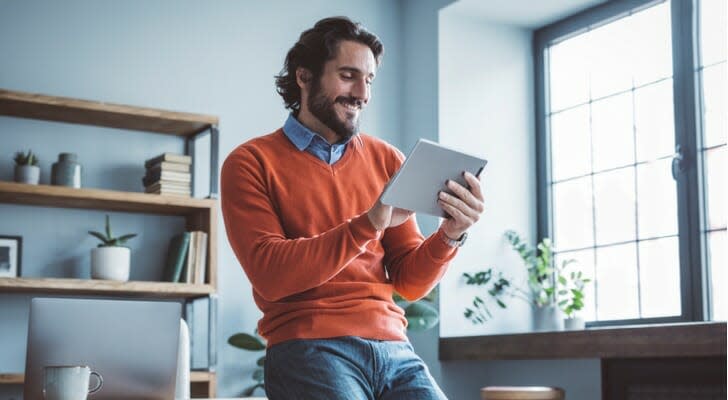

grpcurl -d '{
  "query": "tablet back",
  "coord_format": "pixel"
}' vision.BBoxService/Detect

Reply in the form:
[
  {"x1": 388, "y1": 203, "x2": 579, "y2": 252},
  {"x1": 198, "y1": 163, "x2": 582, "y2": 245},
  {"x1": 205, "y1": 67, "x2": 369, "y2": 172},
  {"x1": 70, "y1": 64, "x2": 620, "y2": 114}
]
[{"x1": 381, "y1": 139, "x2": 487, "y2": 217}]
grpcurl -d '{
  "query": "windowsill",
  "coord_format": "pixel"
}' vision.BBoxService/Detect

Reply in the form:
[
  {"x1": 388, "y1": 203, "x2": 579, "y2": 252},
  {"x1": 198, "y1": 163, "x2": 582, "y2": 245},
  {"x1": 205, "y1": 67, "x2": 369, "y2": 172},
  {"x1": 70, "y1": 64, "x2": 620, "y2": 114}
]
[{"x1": 438, "y1": 321, "x2": 727, "y2": 361}]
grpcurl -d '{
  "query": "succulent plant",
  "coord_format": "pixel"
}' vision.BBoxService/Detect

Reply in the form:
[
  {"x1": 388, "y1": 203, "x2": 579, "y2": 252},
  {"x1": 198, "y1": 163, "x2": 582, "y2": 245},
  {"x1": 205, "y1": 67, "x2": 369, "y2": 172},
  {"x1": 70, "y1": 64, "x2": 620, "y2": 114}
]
[
  {"x1": 14, "y1": 150, "x2": 39, "y2": 166},
  {"x1": 88, "y1": 215, "x2": 137, "y2": 247}
]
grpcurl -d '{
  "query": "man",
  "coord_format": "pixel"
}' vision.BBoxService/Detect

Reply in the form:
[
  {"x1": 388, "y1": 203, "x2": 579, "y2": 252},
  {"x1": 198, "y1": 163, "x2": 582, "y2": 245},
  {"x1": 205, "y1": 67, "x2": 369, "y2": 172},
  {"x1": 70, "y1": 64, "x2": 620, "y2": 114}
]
[{"x1": 221, "y1": 16, "x2": 484, "y2": 399}]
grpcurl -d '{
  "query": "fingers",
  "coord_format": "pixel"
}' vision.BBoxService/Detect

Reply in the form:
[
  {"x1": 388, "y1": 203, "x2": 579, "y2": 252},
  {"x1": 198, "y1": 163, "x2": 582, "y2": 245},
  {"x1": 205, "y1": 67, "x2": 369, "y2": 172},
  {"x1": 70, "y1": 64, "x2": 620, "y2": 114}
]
[
  {"x1": 445, "y1": 177, "x2": 484, "y2": 213},
  {"x1": 439, "y1": 191, "x2": 480, "y2": 221}
]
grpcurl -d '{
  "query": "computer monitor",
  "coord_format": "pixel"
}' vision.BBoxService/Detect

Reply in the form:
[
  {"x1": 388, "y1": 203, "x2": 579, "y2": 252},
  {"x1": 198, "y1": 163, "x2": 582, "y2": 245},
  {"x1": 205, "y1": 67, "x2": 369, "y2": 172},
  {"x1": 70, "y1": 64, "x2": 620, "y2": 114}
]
[{"x1": 24, "y1": 297, "x2": 181, "y2": 400}]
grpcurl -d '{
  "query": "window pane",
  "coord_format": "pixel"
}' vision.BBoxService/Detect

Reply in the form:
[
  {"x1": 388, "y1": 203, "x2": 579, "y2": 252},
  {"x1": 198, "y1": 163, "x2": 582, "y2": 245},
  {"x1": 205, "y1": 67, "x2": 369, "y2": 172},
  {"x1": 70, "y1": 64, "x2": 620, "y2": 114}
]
[
  {"x1": 708, "y1": 230, "x2": 726, "y2": 321},
  {"x1": 632, "y1": 2, "x2": 673, "y2": 85},
  {"x1": 594, "y1": 167, "x2": 636, "y2": 245},
  {"x1": 556, "y1": 249, "x2": 596, "y2": 321},
  {"x1": 588, "y1": 16, "x2": 635, "y2": 99},
  {"x1": 639, "y1": 236, "x2": 681, "y2": 318},
  {"x1": 701, "y1": 63, "x2": 727, "y2": 148},
  {"x1": 634, "y1": 79, "x2": 675, "y2": 161},
  {"x1": 592, "y1": 92, "x2": 635, "y2": 171},
  {"x1": 705, "y1": 147, "x2": 726, "y2": 229},
  {"x1": 699, "y1": 0, "x2": 728, "y2": 66},
  {"x1": 550, "y1": 106, "x2": 591, "y2": 181},
  {"x1": 552, "y1": 177, "x2": 594, "y2": 250},
  {"x1": 637, "y1": 158, "x2": 678, "y2": 238},
  {"x1": 596, "y1": 242, "x2": 639, "y2": 320},
  {"x1": 550, "y1": 32, "x2": 591, "y2": 111}
]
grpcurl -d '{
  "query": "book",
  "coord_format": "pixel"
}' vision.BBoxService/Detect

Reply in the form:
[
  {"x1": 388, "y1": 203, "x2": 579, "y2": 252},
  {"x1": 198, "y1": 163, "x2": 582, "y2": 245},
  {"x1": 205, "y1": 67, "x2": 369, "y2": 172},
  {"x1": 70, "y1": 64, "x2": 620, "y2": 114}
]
[
  {"x1": 144, "y1": 153, "x2": 192, "y2": 168},
  {"x1": 144, "y1": 181, "x2": 191, "y2": 194},
  {"x1": 183, "y1": 231, "x2": 198, "y2": 283},
  {"x1": 145, "y1": 189, "x2": 191, "y2": 197},
  {"x1": 193, "y1": 231, "x2": 208, "y2": 285},
  {"x1": 162, "y1": 232, "x2": 190, "y2": 282},
  {"x1": 146, "y1": 161, "x2": 191, "y2": 173},
  {"x1": 185, "y1": 294, "x2": 218, "y2": 371},
  {"x1": 142, "y1": 170, "x2": 191, "y2": 186}
]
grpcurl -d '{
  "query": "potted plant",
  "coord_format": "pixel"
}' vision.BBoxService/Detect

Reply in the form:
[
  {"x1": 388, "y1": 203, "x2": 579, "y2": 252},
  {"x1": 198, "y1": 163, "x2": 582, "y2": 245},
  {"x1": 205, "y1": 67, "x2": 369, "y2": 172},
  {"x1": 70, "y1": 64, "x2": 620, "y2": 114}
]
[
  {"x1": 504, "y1": 230, "x2": 572, "y2": 331},
  {"x1": 228, "y1": 331, "x2": 266, "y2": 396},
  {"x1": 88, "y1": 215, "x2": 137, "y2": 281},
  {"x1": 13, "y1": 150, "x2": 40, "y2": 184},
  {"x1": 462, "y1": 268, "x2": 530, "y2": 324},
  {"x1": 558, "y1": 270, "x2": 590, "y2": 330}
]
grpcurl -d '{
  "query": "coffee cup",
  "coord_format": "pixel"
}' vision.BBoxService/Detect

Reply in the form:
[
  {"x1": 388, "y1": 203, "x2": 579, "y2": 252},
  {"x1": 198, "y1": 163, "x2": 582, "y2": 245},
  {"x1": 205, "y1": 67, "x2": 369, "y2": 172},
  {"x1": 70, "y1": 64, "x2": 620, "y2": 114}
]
[{"x1": 43, "y1": 365, "x2": 103, "y2": 400}]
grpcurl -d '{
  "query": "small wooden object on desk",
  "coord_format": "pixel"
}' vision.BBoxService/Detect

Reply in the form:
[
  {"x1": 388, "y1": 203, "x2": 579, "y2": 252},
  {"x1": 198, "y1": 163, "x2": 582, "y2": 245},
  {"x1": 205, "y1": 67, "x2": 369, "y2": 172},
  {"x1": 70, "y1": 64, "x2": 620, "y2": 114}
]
[{"x1": 481, "y1": 386, "x2": 565, "y2": 400}]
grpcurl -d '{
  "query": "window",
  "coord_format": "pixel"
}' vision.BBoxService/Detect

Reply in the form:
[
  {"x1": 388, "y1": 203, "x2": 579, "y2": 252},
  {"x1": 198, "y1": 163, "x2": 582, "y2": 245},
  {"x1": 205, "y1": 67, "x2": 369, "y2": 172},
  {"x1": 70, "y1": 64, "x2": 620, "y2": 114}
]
[{"x1": 535, "y1": 0, "x2": 726, "y2": 326}]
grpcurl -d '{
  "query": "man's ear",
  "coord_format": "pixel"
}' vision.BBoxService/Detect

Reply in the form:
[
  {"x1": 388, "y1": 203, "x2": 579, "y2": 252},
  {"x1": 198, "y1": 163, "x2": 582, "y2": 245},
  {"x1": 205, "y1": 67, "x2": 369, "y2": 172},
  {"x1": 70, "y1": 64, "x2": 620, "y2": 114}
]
[{"x1": 296, "y1": 67, "x2": 312, "y2": 89}]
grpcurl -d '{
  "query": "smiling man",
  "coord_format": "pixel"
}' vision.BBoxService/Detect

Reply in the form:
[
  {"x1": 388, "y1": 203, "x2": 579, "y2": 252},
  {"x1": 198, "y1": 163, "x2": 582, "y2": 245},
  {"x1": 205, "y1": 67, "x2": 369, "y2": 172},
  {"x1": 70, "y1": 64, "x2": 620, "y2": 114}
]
[{"x1": 221, "y1": 17, "x2": 484, "y2": 400}]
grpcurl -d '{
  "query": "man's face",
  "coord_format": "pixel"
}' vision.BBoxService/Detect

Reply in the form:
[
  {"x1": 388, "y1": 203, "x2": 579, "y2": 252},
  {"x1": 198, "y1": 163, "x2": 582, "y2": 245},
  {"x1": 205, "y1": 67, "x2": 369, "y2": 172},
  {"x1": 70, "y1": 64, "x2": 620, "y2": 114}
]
[{"x1": 306, "y1": 40, "x2": 376, "y2": 141}]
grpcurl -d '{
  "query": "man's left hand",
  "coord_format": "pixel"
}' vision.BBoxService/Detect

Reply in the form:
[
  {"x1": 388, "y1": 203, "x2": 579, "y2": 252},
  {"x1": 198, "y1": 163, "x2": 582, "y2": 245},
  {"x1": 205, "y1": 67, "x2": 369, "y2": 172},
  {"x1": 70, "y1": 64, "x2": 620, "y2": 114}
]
[{"x1": 438, "y1": 171, "x2": 484, "y2": 241}]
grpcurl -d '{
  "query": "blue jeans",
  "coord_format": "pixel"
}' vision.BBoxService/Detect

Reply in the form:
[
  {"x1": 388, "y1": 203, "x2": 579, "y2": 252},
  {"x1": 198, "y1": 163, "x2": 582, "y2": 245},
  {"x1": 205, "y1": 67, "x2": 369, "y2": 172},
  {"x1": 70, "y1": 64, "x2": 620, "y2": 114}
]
[{"x1": 264, "y1": 336, "x2": 447, "y2": 400}]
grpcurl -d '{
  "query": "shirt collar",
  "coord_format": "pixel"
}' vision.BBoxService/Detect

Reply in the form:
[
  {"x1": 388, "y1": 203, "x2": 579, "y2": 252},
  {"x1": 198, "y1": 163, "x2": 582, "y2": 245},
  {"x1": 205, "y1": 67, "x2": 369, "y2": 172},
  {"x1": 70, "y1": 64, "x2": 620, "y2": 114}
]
[{"x1": 282, "y1": 113, "x2": 353, "y2": 151}]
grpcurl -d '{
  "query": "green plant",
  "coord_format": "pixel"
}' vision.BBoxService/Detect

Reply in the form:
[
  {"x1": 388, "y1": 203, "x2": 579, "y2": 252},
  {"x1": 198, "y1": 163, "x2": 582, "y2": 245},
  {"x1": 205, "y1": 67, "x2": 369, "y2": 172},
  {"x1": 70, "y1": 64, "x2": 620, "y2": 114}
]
[
  {"x1": 13, "y1": 150, "x2": 39, "y2": 166},
  {"x1": 88, "y1": 215, "x2": 137, "y2": 247},
  {"x1": 228, "y1": 331, "x2": 266, "y2": 396},
  {"x1": 557, "y1": 269, "x2": 590, "y2": 318},
  {"x1": 463, "y1": 230, "x2": 591, "y2": 324},
  {"x1": 393, "y1": 289, "x2": 439, "y2": 331},
  {"x1": 505, "y1": 230, "x2": 567, "y2": 308},
  {"x1": 462, "y1": 268, "x2": 529, "y2": 324}
]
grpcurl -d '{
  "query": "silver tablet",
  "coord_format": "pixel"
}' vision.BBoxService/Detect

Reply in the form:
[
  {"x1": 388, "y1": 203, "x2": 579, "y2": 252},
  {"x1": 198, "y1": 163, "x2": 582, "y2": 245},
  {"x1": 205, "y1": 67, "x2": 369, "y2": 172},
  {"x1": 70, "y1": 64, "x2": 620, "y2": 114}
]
[{"x1": 380, "y1": 139, "x2": 487, "y2": 217}]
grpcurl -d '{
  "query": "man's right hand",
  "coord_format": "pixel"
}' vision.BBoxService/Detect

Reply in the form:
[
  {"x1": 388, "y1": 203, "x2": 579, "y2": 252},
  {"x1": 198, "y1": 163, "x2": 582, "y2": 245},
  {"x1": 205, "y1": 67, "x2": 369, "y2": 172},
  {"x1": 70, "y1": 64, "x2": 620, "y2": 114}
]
[{"x1": 367, "y1": 200, "x2": 413, "y2": 231}]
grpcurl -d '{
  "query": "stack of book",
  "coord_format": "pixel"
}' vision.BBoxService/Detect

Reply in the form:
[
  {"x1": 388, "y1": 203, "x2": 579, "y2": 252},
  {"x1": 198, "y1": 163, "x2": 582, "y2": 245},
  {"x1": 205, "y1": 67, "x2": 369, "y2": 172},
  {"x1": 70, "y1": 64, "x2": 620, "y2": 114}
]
[
  {"x1": 162, "y1": 230, "x2": 209, "y2": 284},
  {"x1": 143, "y1": 153, "x2": 192, "y2": 196}
]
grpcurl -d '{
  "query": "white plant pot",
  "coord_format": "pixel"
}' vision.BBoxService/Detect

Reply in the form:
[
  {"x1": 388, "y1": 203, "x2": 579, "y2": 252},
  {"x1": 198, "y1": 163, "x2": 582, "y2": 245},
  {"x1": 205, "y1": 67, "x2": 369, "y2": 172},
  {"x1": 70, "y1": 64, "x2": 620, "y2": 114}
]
[
  {"x1": 532, "y1": 305, "x2": 564, "y2": 332},
  {"x1": 564, "y1": 316, "x2": 586, "y2": 330},
  {"x1": 14, "y1": 165, "x2": 40, "y2": 184},
  {"x1": 91, "y1": 246, "x2": 130, "y2": 281}
]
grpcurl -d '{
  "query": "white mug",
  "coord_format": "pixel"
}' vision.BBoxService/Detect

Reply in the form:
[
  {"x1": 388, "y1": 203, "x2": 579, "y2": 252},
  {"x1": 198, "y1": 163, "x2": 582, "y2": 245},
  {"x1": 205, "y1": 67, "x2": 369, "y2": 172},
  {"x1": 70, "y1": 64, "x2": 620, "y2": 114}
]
[{"x1": 43, "y1": 365, "x2": 103, "y2": 400}]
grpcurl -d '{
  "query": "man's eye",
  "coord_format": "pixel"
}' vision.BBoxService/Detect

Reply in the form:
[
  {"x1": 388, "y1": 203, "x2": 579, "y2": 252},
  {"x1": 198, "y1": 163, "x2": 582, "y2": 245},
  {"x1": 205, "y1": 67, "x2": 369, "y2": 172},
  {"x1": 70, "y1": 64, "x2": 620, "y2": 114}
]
[{"x1": 341, "y1": 74, "x2": 353, "y2": 80}]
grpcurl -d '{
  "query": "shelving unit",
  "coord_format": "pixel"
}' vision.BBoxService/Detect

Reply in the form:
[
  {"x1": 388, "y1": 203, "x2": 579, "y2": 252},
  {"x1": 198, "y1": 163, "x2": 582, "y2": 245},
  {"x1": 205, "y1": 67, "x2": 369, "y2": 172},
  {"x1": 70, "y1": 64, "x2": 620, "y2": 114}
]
[
  {"x1": 0, "y1": 372, "x2": 216, "y2": 398},
  {"x1": 0, "y1": 88, "x2": 220, "y2": 398}
]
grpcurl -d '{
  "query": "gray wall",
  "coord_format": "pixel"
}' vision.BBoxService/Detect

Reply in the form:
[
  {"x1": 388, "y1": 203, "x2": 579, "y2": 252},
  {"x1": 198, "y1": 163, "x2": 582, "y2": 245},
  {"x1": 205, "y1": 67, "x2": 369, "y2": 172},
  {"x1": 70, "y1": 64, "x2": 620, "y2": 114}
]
[{"x1": 0, "y1": 1, "x2": 402, "y2": 398}]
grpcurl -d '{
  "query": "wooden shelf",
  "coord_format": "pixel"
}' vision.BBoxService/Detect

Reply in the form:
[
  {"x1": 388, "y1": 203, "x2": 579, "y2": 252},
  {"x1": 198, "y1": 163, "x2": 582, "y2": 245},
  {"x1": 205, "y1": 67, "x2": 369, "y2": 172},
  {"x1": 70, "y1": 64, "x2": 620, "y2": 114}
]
[
  {"x1": 0, "y1": 277, "x2": 214, "y2": 299},
  {"x1": 0, "y1": 373, "x2": 23, "y2": 385},
  {"x1": 0, "y1": 372, "x2": 217, "y2": 384},
  {"x1": 0, "y1": 181, "x2": 215, "y2": 216},
  {"x1": 439, "y1": 322, "x2": 727, "y2": 360},
  {"x1": 0, "y1": 89, "x2": 218, "y2": 137}
]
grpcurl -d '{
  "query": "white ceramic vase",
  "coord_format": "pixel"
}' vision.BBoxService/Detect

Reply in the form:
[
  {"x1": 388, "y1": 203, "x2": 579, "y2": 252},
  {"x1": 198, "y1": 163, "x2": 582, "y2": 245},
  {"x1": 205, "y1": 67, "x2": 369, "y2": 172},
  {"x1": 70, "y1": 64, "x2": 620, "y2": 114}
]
[
  {"x1": 532, "y1": 304, "x2": 564, "y2": 332},
  {"x1": 91, "y1": 246, "x2": 130, "y2": 281},
  {"x1": 14, "y1": 165, "x2": 40, "y2": 184},
  {"x1": 564, "y1": 316, "x2": 586, "y2": 330}
]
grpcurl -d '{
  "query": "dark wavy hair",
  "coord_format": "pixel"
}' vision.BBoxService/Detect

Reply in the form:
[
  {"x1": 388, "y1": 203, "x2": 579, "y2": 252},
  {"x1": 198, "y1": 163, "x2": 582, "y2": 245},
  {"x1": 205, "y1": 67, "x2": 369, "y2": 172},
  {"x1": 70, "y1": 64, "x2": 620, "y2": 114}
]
[{"x1": 275, "y1": 17, "x2": 384, "y2": 113}]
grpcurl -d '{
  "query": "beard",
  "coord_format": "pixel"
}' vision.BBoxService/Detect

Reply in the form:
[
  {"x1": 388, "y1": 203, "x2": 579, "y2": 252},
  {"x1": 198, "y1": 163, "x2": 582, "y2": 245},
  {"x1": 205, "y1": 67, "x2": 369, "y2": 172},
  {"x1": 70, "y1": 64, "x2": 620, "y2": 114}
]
[{"x1": 308, "y1": 79, "x2": 361, "y2": 142}]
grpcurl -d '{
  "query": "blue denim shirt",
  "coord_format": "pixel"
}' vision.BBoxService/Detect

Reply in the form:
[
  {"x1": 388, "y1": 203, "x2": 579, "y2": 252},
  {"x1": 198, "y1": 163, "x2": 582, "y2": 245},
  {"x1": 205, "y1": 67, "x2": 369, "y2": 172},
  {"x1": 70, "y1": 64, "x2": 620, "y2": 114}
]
[{"x1": 282, "y1": 114, "x2": 351, "y2": 164}]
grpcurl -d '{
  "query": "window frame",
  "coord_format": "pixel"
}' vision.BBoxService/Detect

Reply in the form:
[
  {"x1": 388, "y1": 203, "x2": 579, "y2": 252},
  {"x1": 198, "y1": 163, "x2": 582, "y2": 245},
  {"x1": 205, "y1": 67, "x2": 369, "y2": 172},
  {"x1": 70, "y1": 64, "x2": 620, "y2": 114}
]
[{"x1": 534, "y1": 0, "x2": 710, "y2": 327}]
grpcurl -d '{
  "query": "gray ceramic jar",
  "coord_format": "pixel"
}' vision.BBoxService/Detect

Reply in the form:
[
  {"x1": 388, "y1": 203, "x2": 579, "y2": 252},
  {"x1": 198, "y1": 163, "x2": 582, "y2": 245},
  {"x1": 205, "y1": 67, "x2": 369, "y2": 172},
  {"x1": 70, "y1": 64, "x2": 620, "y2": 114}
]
[{"x1": 51, "y1": 153, "x2": 82, "y2": 188}]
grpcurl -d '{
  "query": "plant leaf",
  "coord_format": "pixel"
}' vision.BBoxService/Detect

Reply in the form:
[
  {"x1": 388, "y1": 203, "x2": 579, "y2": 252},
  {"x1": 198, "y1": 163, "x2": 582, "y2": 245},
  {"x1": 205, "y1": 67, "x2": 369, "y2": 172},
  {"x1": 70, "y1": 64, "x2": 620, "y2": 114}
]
[
  {"x1": 117, "y1": 233, "x2": 138, "y2": 243},
  {"x1": 105, "y1": 215, "x2": 112, "y2": 240},
  {"x1": 252, "y1": 367, "x2": 264, "y2": 382},
  {"x1": 256, "y1": 355, "x2": 266, "y2": 367},
  {"x1": 88, "y1": 231, "x2": 109, "y2": 244},
  {"x1": 404, "y1": 301, "x2": 439, "y2": 331},
  {"x1": 228, "y1": 333, "x2": 266, "y2": 351}
]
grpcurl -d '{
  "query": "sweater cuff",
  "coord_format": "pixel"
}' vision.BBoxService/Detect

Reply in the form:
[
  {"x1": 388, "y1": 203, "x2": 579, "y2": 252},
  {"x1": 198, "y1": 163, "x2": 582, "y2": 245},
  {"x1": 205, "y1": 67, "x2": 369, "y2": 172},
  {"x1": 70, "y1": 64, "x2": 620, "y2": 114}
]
[
  {"x1": 348, "y1": 213, "x2": 382, "y2": 248},
  {"x1": 428, "y1": 228, "x2": 459, "y2": 262}
]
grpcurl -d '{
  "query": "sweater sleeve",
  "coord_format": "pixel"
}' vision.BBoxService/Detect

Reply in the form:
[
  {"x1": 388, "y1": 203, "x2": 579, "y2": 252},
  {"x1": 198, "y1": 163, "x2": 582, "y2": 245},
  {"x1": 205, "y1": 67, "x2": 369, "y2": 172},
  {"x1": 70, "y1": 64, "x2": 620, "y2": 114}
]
[
  {"x1": 381, "y1": 215, "x2": 458, "y2": 302},
  {"x1": 220, "y1": 146, "x2": 381, "y2": 302}
]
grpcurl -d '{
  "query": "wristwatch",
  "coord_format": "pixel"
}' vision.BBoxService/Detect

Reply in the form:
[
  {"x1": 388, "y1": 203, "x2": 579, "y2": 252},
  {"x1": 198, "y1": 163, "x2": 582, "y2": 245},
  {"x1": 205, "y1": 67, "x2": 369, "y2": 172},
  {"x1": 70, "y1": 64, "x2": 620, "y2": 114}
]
[{"x1": 441, "y1": 231, "x2": 468, "y2": 247}]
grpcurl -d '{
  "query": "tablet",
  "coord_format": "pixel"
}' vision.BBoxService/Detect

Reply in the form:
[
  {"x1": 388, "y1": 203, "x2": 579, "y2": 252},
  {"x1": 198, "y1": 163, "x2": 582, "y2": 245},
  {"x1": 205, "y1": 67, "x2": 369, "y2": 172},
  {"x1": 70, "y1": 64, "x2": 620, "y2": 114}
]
[{"x1": 380, "y1": 139, "x2": 487, "y2": 217}]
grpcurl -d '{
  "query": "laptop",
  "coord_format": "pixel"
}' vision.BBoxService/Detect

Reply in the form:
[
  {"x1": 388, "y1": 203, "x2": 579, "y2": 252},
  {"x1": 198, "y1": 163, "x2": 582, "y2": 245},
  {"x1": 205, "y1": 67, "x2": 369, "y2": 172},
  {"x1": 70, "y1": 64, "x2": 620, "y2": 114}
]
[{"x1": 24, "y1": 297, "x2": 181, "y2": 400}]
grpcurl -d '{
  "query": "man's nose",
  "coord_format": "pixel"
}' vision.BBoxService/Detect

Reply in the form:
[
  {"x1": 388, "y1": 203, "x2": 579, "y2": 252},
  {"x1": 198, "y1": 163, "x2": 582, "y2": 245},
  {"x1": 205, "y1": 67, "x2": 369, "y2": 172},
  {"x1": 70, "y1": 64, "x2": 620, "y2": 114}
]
[{"x1": 351, "y1": 79, "x2": 369, "y2": 104}]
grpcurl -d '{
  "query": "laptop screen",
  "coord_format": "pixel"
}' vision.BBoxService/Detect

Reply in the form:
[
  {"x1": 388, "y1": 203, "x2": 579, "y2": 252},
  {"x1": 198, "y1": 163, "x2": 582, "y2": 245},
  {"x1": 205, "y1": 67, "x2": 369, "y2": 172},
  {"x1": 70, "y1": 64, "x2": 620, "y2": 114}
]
[{"x1": 24, "y1": 297, "x2": 181, "y2": 400}]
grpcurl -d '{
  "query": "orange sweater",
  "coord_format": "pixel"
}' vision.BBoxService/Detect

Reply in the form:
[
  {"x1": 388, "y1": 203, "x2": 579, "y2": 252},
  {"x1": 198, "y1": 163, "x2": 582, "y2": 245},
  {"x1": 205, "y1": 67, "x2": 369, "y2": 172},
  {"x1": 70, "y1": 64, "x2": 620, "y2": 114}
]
[{"x1": 221, "y1": 130, "x2": 458, "y2": 346}]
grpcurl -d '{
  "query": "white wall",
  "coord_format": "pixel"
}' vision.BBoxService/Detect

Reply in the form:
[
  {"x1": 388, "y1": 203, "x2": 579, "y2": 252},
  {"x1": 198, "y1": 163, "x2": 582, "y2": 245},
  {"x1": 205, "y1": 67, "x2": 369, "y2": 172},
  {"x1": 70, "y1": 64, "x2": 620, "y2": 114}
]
[{"x1": 434, "y1": 6, "x2": 602, "y2": 399}]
